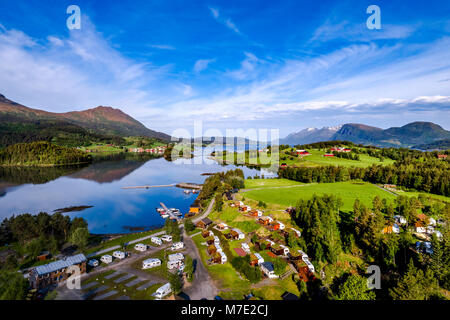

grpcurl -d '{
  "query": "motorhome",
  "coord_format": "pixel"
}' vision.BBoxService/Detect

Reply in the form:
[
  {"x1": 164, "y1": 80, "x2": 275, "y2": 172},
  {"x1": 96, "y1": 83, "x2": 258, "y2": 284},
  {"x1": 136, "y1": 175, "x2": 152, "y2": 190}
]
[
  {"x1": 154, "y1": 283, "x2": 172, "y2": 300},
  {"x1": 151, "y1": 236, "x2": 162, "y2": 246},
  {"x1": 167, "y1": 253, "x2": 184, "y2": 269},
  {"x1": 88, "y1": 259, "x2": 99, "y2": 267},
  {"x1": 161, "y1": 235, "x2": 173, "y2": 242},
  {"x1": 134, "y1": 243, "x2": 147, "y2": 252},
  {"x1": 113, "y1": 251, "x2": 126, "y2": 259},
  {"x1": 142, "y1": 258, "x2": 161, "y2": 269},
  {"x1": 100, "y1": 255, "x2": 113, "y2": 264},
  {"x1": 171, "y1": 242, "x2": 185, "y2": 251}
]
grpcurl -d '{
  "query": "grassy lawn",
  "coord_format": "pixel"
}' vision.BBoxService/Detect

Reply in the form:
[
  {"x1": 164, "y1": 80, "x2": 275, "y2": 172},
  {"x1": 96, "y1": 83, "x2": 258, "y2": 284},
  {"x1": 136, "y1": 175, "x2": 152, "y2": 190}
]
[
  {"x1": 242, "y1": 181, "x2": 397, "y2": 212},
  {"x1": 245, "y1": 178, "x2": 304, "y2": 189},
  {"x1": 81, "y1": 270, "x2": 161, "y2": 300},
  {"x1": 130, "y1": 249, "x2": 170, "y2": 280},
  {"x1": 399, "y1": 191, "x2": 450, "y2": 203},
  {"x1": 210, "y1": 206, "x2": 261, "y2": 233}
]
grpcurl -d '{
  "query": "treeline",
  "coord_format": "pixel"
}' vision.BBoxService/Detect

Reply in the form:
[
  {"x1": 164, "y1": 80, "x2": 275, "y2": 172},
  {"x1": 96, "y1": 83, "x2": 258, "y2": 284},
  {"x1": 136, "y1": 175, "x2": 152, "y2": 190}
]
[
  {"x1": 332, "y1": 151, "x2": 360, "y2": 161},
  {"x1": 0, "y1": 141, "x2": 92, "y2": 166},
  {"x1": 289, "y1": 141, "x2": 356, "y2": 150},
  {"x1": 197, "y1": 169, "x2": 245, "y2": 207},
  {"x1": 279, "y1": 159, "x2": 450, "y2": 196}
]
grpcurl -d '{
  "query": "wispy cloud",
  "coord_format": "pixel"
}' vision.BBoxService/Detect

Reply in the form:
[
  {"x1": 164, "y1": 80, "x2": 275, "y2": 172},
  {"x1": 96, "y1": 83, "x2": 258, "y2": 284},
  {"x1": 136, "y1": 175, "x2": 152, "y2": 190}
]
[
  {"x1": 148, "y1": 44, "x2": 175, "y2": 50},
  {"x1": 193, "y1": 58, "x2": 215, "y2": 73},
  {"x1": 208, "y1": 7, "x2": 241, "y2": 34}
]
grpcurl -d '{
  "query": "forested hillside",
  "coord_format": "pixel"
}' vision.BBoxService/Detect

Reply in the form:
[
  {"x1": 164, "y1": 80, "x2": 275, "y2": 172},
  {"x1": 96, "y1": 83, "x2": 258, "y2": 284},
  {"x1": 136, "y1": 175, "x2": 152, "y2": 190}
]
[{"x1": 0, "y1": 142, "x2": 92, "y2": 166}]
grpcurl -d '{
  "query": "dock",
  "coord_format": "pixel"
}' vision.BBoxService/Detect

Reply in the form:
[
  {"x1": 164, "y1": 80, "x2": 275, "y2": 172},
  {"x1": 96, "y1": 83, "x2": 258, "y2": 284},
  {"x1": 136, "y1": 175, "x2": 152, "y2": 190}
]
[
  {"x1": 175, "y1": 183, "x2": 203, "y2": 190},
  {"x1": 121, "y1": 184, "x2": 176, "y2": 189},
  {"x1": 160, "y1": 202, "x2": 179, "y2": 220}
]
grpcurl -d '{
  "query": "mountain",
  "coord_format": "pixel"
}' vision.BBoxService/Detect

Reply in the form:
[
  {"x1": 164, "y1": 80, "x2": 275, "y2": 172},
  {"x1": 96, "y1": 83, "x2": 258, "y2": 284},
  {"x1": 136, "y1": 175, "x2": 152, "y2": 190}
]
[
  {"x1": 282, "y1": 122, "x2": 450, "y2": 148},
  {"x1": 0, "y1": 94, "x2": 170, "y2": 146},
  {"x1": 411, "y1": 139, "x2": 450, "y2": 150},
  {"x1": 280, "y1": 126, "x2": 342, "y2": 145},
  {"x1": 331, "y1": 122, "x2": 450, "y2": 147}
]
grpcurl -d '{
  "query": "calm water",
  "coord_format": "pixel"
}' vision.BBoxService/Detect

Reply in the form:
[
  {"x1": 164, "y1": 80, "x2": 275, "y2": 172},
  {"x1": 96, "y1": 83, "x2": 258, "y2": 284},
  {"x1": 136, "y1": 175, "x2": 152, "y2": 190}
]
[{"x1": 0, "y1": 147, "x2": 276, "y2": 234}]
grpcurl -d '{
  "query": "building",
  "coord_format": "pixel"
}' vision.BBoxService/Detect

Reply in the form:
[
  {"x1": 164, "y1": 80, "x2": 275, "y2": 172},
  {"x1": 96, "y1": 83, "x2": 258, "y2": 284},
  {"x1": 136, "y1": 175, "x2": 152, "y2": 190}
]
[
  {"x1": 437, "y1": 154, "x2": 447, "y2": 159},
  {"x1": 323, "y1": 154, "x2": 334, "y2": 157},
  {"x1": 242, "y1": 243, "x2": 251, "y2": 253},
  {"x1": 189, "y1": 204, "x2": 201, "y2": 215},
  {"x1": 207, "y1": 244, "x2": 217, "y2": 255},
  {"x1": 394, "y1": 215, "x2": 407, "y2": 225},
  {"x1": 260, "y1": 262, "x2": 277, "y2": 278},
  {"x1": 270, "y1": 244, "x2": 286, "y2": 256},
  {"x1": 250, "y1": 253, "x2": 264, "y2": 266},
  {"x1": 29, "y1": 254, "x2": 87, "y2": 289},
  {"x1": 258, "y1": 216, "x2": 273, "y2": 225},
  {"x1": 196, "y1": 218, "x2": 213, "y2": 229},
  {"x1": 37, "y1": 251, "x2": 51, "y2": 262},
  {"x1": 232, "y1": 228, "x2": 245, "y2": 240},
  {"x1": 290, "y1": 228, "x2": 301, "y2": 237},
  {"x1": 206, "y1": 236, "x2": 215, "y2": 245},
  {"x1": 217, "y1": 223, "x2": 229, "y2": 230}
]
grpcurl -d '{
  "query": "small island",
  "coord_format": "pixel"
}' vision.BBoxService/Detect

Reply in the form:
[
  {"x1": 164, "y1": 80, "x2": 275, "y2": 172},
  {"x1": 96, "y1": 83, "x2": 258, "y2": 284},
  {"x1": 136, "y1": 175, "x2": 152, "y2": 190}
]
[{"x1": 0, "y1": 141, "x2": 93, "y2": 167}]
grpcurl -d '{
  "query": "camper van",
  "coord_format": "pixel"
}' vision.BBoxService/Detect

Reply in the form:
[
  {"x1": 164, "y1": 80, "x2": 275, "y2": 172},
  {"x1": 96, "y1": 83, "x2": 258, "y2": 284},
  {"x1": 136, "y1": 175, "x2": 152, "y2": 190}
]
[
  {"x1": 161, "y1": 235, "x2": 173, "y2": 242},
  {"x1": 151, "y1": 236, "x2": 162, "y2": 246},
  {"x1": 100, "y1": 255, "x2": 113, "y2": 264},
  {"x1": 167, "y1": 253, "x2": 184, "y2": 269},
  {"x1": 88, "y1": 259, "x2": 99, "y2": 267},
  {"x1": 171, "y1": 242, "x2": 185, "y2": 251},
  {"x1": 134, "y1": 243, "x2": 147, "y2": 252},
  {"x1": 113, "y1": 251, "x2": 126, "y2": 259},
  {"x1": 142, "y1": 258, "x2": 161, "y2": 269},
  {"x1": 154, "y1": 283, "x2": 172, "y2": 300}
]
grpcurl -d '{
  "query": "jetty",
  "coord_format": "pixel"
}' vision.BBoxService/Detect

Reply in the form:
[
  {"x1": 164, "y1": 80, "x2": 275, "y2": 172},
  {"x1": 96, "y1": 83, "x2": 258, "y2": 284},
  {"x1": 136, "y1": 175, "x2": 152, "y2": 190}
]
[
  {"x1": 159, "y1": 202, "x2": 179, "y2": 220},
  {"x1": 175, "y1": 183, "x2": 203, "y2": 190},
  {"x1": 121, "y1": 184, "x2": 176, "y2": 189}
]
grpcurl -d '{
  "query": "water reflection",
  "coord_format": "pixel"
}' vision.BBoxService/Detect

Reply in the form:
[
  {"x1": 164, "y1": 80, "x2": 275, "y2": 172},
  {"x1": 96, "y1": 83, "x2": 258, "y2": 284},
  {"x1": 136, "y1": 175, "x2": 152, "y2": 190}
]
[{"x1": 0, "y1": 147, "x2": 276, "y2": 234}]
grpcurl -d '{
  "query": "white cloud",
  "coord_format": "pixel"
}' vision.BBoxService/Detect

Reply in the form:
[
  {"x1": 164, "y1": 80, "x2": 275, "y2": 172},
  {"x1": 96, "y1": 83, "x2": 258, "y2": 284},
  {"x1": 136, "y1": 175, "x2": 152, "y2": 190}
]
[
  {"x1": 208, "y1": 6, "x2": 241, "y2": 34},
  {"x1": 148, "y1": 44, "x2": 175, "y2": 50},
  {"x1": 193, "y1": 59, "x2": 215, "y2": 73}
]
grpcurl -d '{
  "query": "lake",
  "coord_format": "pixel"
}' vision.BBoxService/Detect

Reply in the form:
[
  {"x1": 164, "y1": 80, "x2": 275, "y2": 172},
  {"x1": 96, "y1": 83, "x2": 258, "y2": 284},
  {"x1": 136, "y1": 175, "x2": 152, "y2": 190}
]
[{"x1": 0, "y1": 147, "x2": 277, "y2": 234}]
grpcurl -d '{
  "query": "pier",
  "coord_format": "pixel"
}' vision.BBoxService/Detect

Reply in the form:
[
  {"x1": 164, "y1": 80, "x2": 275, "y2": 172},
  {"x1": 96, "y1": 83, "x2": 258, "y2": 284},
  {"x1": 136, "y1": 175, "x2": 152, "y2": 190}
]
[
  {"x1": 121, "y1": 184, "x2": 176, "y2": 189},
  {"x1": 159, "y1": 202, "x2": 180, "y2": 220}
]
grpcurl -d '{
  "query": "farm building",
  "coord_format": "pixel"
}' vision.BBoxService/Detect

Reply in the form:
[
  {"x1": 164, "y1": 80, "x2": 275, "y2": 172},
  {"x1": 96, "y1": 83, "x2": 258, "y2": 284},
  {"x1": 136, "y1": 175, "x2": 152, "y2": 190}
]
[{"x1": 29, "y1": 253, "x2": 87, "y2": 289}]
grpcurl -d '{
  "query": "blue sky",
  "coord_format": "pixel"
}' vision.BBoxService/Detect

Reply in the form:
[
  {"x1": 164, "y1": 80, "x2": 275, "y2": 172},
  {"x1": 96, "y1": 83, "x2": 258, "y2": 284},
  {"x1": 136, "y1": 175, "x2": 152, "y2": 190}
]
[{"x1": 0, "y1": 0, "x2": 449, "y2": 137}]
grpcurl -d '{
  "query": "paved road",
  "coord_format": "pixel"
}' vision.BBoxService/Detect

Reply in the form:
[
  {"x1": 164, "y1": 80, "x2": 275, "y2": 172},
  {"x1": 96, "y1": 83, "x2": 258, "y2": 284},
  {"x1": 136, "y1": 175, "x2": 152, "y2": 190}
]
[
  {"x1": 87, "y1": 230, "x2": 167, "y2": 258},
  {"x1": 192, "y1": 198, "x2": 215, "y2": 223}
]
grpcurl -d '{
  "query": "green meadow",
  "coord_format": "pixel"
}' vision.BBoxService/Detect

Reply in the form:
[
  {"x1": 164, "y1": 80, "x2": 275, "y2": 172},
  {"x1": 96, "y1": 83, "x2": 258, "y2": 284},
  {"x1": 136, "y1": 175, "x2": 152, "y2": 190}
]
[{"x1": 242, "y1": 180, "x2": 397, "y2": 212}]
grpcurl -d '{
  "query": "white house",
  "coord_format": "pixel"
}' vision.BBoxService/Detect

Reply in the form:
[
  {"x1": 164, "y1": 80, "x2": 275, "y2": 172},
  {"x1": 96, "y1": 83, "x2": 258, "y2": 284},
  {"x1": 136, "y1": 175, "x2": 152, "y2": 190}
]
[
  {"x1": 290, "y1": 228, "x2": 301, "y2": 237},
  {"x1": 151, "y1": 236, "x2": 162, "y2": 246},
  {"x1": 134, "y1": 243, "x2": 147, "y2": 252},
  {"x1": 394, "y1": 215, "x2": 407, "y2": 225},
  {"x1": 219, "y1": 251, "x2": 227, "y2": 264},
  {"x1": 113, "y1": 251, "x2": 126, "y2": 259},
  {"x1": 100, "y1": 255, "x2": 113, "y2": 264},
  {"x1": 167, "y1": 253, "x2": 184, "y2": 269},
  {"x1": 242, "y1": 243, "x2": 250, "y2": 253},
  {"x1": 142, "y1": 258, "x2": 161, "y2": 269},
  {"x1": 253, "y1": 252, "x2": 264, "y2": 265},
  {"x1": 279, "y1": 244, "x2": 290, "y2": 255},
  {"x1": 88, "y1": 259, "x2": 99, "y2": 267},
  {"x1": 154, "y1": 283, "x2": 172, "y2": 300},
  {"x1": 260, "y1": 262, "x2": 277, "y2": 278},
  {"x1": 161, "y1": 235, "x2": 173, "y2": 242},
  {"x1": 171, "y1": 242, "x2": 185, "y2": 251},
  {"x1": 232, "y1": 228, "x2": 245, "y2": 240}
]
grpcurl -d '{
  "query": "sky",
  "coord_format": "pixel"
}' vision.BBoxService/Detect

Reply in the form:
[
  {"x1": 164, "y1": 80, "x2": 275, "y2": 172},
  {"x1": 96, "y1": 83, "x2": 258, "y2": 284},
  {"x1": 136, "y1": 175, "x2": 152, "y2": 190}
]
[{"x1": 0, "y1": 0, "x2": 449, "y2": 138}]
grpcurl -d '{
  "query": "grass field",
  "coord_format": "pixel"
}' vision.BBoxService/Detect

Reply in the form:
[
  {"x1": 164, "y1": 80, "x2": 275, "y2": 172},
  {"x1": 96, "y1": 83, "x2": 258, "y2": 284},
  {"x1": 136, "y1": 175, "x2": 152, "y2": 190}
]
[{"x1": 242, "y1": 180, "x2": 397, "y2": 212}]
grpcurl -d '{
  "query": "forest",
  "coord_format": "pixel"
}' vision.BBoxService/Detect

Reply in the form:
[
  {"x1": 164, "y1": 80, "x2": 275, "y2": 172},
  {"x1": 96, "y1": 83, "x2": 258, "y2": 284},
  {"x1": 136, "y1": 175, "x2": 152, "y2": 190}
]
[{"x1": 0, "y1": 141, "x2": 93, "y2": 166}]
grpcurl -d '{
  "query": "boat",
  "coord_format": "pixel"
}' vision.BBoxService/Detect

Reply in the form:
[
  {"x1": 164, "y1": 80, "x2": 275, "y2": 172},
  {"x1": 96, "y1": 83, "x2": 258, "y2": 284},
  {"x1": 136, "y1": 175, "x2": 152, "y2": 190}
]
[
  {"x1": 161, "y1": 213, "x2": 169, "y2": 218},
  {"x1": 183, "y1": 190, "x2": 191, "y2": 194}
]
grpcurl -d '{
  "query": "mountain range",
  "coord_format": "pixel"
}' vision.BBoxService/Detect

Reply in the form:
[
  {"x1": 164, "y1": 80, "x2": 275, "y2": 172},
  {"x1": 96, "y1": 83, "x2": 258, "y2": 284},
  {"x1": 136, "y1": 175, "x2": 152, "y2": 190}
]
[
  {"x1": 281, "y1": 122, "x2": 450, "y2": 148},
  {"x1": 0, "y1": 94, "x2": 170, "y2": 147}
]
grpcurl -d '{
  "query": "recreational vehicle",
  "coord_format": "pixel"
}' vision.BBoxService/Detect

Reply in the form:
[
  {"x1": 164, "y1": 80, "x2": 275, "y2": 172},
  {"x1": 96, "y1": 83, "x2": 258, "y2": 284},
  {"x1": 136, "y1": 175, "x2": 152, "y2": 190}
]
[
  {"x1": 154, "y1": 283, "x2": 172, "y2": 300},
  {"x1": 151, "y1": 236, "x2": 162, "y2": 246},
  {"x1": 134, "y1": 243, "x2": 147, "y2": 252},
  {"x1": 171, "y1": 242, "x2": 185, "y2": 251},
  {"x1": 88, "y1": 259, "x2": 99, "y2": 267},
  {"x1": 100, "y1": 255, "x2": 113, "y2": 264},
  {"x1": 142, "y1": 258, "x2": 161, "y2": 269},
  {"x1": 161, "y1": 235, "x2": 173, "y2": 242},
  {"x1": 167, "y1": 253, "x2": 184, "y2": 269},
  {"x1": 113, "y1": 251, "x2": 126, "y2": 259}
]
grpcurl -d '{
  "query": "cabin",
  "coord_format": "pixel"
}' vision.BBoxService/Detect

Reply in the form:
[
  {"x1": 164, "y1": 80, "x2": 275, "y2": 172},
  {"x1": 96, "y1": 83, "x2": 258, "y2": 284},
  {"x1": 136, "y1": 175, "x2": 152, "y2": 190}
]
[
  {"x1": 297, "y1": 151, "x2": 311, "y2": 156},
  {"x1": 250, "y1": 253, "x2": 264, "y2": 266},
  {"x1": 260, "y1": 262, "x2": 277, "y2": 278},
  {"x1": 217, "y1": 223, "x2": 229, "y2": 230},
  {"x1": 323, "y1": 154, "x2": 334, "y2": 157},
  {"x1": 113, "y1": 251, "x2": 126, "y2": 259},
  {"x1": 202, "y1": 230, "x2": 210, "y2": 238},
  {"x1": 167, "y1": 253, "x2": 184, "y2": 269},
  {"x1": 155, "y1": 283, "x2": 172, "y2": 300},
  {"x1": 279, "y1": 244, "x2": 290, "y2": 255},
  {"x1": 239, "y1": 205, "x2": 251, "y2": 212},
  {"x1": 28, "y1": 253, "x2": 87, "y2": 289},
  {"x1": 415, "y1": 221, "x2": 426, "y2": 233},
  {"x1": 37, "y1": 251, "x2": 51, "y2": 262},
  {"x1": 151, "y1": 236, "x2": 162, "y2": 246},
  {"x1": 270, "y1": 244, "x2": 286, "y2": 256},
  {"x1": 101, "y1": 255, "x2": 113, "y2": 264},
  {"x1": 142, "y1": 258, "x2": 161, "y2": 269},
  {"x1": 134, "y1": 243, "x2": 148, "y2": 252},
  {"x1": 196, "y1": 218, "x2": 213, "y2": 229},
  {"x1": 206, "y1": 236, "x2": 215, "y2": 245},
  {"x1": 269, "y1": 221, "x2": 285, "y2": 231},
  {"x1": 232, "y1": 228, "x2": 245, "y2": 240},
  {"x1": 229, "y1": 230, "x2": 240, "y2": 240},
  {"x1": 242, "y1": 243, "x2": 250, "y2": 253},
  {"x1": 171, "y1": 242, "x2": 185, "y2": 251},
  {"x1": 437, "y1": 154, "x2": 447, "y2": 159},
  {"x1": 161, "y1": 235, "x2": 173, "y2": 242},
  {"x1": 258, "y1": 216, "x2": 273, "y2": 225},
  {"x1": 189, "y1": 204, "x2": 200, "y2": 215},
  {"x1": 212, "y1": 251, "x2": 227, "y2": 264},
  {"x1": 248, "y1": 209, "x2": 263, "y2": 217},
  {"x1": 382, "y1": 224, "x2": 400, "y2": 234},
  {"x1": 207, "y1": 244, "x2": 217, "y2": 255}
]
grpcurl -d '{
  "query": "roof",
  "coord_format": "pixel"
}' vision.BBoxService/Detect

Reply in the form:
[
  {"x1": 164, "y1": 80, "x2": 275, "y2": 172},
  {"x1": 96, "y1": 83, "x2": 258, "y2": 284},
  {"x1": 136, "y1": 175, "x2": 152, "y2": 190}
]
[
  {"x1": 201, "y1": 218, "x2": 213, "y2": 225},
  {"x1": 261, "y1": 261, "x2": 274, "y2": 272},
  {"x1": 168, "y1": 253, "x2": 184, "y2": 261},
  {"x1": 34, "y1": 253, "x2": 86, "y2": 276}
]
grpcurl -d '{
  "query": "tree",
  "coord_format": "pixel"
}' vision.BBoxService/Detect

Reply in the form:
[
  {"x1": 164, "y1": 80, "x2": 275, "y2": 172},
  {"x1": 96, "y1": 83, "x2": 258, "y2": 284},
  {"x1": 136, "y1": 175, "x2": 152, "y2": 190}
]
[
  {"x1": 335, "y1": 274, "x2": 376, "y2": 300},
  {"x1": 184, "y1": 256, "x2": 194, "y2": 282},
  {"x1": 70, "y1": 227, "x2": 89, "y2": 251},
  {"x1": 214, "y1": 194, "x2": 223, "y2": 212},
  {"x1": 184, "y1": 219, "x2": 196, "y2": 233},
  {"x1": 168, "y1": 272, "x2": 182, "y2": 295},
  {"x1": 0, "y1": 270, "x2": 28, "y2": 300}
]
